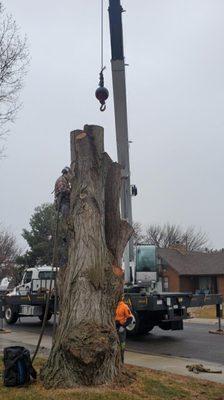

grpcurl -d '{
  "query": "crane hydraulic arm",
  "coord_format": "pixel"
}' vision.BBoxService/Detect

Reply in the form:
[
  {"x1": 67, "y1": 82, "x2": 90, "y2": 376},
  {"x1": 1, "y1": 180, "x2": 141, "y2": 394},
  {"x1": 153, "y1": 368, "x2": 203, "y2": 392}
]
[{"x1": 108, "y1": 0, "x2": 133, "y2": 282}]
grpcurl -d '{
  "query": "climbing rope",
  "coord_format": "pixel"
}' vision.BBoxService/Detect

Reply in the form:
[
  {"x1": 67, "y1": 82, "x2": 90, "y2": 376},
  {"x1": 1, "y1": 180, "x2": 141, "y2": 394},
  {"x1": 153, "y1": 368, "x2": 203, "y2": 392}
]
[{"x1": 32, "y1": 207, "x2": 60, "y2": 363}]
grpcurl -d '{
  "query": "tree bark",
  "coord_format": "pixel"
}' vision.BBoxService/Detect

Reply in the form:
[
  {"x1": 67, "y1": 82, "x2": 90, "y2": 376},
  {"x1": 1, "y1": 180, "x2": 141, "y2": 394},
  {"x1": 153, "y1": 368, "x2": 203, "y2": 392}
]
[{"x1": 42, "y1": 125, "x2": 133, "y2": 388}]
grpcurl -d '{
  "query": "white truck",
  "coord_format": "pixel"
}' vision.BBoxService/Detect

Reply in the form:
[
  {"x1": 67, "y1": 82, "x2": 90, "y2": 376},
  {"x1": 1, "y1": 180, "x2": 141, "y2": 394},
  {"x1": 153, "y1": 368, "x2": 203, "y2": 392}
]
[
  {"x1": 2, "y1": 265, "x2": 56, "y2": 324},
  {"x1": 9, "y1": 265, "x2": 56, "y2": 295}
]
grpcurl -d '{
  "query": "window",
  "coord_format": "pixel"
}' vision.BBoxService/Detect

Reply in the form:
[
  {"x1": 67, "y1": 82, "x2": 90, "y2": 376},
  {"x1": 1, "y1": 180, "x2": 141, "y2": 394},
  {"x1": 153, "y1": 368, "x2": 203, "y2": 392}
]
[
  {"x1": 136, "y1": 245, "x2": 157, "y2": 272},
  {"x1": 163, "y1": 277, "x2": 169, "y2": 290},
  {"x1": 198, "y1": 276, "x2": 217, "y2": 294},
  {"x1": 23, "y1": 271, "x2": 33, "y2": 284},
  {"x1": 38, "y1": 271, "x2": 56, "y2": 280}
]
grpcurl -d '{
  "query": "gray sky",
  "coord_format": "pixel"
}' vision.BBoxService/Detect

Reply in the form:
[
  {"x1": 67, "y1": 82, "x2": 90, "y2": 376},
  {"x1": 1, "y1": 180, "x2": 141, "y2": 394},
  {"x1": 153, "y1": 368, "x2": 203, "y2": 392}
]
[{"x1": 1, "y1": 0, "x2": 224, "y2": 250}]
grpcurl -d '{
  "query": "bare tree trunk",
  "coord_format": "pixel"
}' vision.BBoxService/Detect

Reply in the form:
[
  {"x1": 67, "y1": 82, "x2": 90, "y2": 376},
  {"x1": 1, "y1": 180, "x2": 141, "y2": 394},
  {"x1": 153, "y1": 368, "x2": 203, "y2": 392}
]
[{"x1": 42, "y1": 125, "x2": 133, "y2": 388}]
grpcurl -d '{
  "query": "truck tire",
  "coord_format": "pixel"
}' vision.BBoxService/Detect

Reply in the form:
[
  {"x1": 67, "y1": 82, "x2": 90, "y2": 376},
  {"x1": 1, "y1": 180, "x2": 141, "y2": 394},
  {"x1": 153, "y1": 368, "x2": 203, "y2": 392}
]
[
  {"x1": 4, "y1": 306, "x2": 19, "y2": 325},
  {"x1": 126, "y1": 311, "x2": 154, "y2": 336},
  {"x1": 139, "y1": 322, "x2": 154, "y2": 335},
  {"x1": 38, "y1": 311, "x2": 53, "y2": 322}
]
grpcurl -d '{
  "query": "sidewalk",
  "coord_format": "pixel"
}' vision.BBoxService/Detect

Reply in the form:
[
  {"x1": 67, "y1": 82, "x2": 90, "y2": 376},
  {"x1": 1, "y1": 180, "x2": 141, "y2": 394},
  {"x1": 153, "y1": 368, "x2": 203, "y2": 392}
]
[
  {"x1": 126, "y1": 352, "x2": 224, "y2": 384},
  {"x1": 0, "y1": 329, "x2": 51, "y2": 357},
  {"x1": 185, "y1": 317, "x2": 222, "y2": 325},
  {"x1": 1, "y1": 328, "x2": 224, "y2": 384}
]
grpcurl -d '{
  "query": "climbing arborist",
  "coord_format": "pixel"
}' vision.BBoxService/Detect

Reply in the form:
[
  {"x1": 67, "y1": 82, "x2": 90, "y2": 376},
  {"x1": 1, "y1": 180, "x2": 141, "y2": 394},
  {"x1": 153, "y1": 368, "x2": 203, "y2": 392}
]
[
  {"x1": 115, "y1": 296, "x2": 133, "y2": 363},
  {"x1": 54, "y1": 167, "x2": 71, "y2": 218}
]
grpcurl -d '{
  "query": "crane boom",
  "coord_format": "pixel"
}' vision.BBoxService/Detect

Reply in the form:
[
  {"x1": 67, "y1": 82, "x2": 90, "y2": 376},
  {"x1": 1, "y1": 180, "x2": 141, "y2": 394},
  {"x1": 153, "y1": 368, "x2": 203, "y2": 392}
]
[{"x1": 108, "y1": 0, "x2": 133, "y2": 282}]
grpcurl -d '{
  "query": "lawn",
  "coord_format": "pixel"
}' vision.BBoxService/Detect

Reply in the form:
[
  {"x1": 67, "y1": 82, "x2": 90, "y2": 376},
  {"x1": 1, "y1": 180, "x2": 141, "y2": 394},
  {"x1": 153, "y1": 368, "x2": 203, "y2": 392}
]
[{"x1": 0, "y1": 358, "x2": 224, "y2": 400}]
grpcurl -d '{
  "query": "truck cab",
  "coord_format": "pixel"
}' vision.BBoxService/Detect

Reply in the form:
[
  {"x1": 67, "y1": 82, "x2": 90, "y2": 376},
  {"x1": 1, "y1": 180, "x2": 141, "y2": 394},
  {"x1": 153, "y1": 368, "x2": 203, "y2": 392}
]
[
  {"x1": 8, "y1": 265, "x2": 56, "y2": 296},
  {"x1": 134, "y1": 245, "x2": 162, "y2": 292},
  {"x1": 3, "y1": 265, "x2": 56, "y2": 324}
]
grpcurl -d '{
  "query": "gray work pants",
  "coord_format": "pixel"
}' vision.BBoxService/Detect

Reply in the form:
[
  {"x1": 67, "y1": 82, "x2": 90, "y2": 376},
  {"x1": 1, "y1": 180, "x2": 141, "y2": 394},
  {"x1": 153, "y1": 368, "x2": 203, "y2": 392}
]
[
  {"x1": 56, "y1": 192, "x2": 70, "y2": 218},
  {"x1": 118, "y1": 328, "x2": 126, "y2": 363}
]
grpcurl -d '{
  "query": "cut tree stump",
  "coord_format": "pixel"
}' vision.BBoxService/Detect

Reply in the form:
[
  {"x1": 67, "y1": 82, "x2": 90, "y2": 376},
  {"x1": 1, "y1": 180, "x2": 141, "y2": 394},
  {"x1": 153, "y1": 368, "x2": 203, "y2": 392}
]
[{"x1": 42, "y1": 125, "x2": 133, "y2": 388}]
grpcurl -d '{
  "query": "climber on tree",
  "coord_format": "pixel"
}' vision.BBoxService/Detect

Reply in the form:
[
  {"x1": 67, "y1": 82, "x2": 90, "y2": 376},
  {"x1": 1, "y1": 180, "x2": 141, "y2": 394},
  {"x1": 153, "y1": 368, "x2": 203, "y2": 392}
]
[{"x1": 54, "y1": 167, "x2": 71, "y2": 218}]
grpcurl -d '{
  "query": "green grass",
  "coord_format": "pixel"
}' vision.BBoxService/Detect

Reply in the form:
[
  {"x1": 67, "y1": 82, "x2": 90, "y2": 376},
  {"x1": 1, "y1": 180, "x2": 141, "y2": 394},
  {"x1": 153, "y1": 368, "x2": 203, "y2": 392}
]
[
  {"x1": 143, "y1": 377, "x2": 188, "y2": 399},
  {"x1": 0, "y1": 358, "x2": 224, "y2": 400}
]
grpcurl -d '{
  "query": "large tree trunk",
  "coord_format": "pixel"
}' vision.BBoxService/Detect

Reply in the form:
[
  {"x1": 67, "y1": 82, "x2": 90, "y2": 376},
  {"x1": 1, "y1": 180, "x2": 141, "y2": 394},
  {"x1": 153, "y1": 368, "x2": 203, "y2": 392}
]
[{"x1": 42, "y1": 125, "x2": 133, "y2": 388}]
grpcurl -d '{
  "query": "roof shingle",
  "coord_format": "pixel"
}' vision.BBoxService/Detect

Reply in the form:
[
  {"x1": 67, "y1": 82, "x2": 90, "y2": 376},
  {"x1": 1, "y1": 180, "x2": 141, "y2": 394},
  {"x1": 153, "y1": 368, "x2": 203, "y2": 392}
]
[{"x1": 157, "y1": 248, "x2": 224, "y2": 276}]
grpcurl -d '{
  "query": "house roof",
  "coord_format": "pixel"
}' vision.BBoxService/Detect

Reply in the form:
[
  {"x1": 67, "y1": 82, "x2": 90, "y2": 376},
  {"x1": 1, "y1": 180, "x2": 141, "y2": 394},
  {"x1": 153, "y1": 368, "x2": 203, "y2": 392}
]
[{"x1": 157, "y1": 248, "x2": 224, "y2": 276}]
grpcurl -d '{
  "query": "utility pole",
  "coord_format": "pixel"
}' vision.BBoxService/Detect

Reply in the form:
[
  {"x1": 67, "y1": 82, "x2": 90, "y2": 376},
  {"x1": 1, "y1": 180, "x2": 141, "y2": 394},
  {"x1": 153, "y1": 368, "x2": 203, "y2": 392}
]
[{"x1": 108, "y1": 0, "x2": 134, "y2": 282}]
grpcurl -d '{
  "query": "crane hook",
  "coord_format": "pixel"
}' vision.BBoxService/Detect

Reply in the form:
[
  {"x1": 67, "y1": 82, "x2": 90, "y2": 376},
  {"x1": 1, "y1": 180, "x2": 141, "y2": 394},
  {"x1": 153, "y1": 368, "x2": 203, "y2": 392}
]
[
  {"x1": 100, "y1": 103, "x2": 106, "y2": 112},
  {"x1": 95, "y1": 67, "x2": 109, "y2": 112}
]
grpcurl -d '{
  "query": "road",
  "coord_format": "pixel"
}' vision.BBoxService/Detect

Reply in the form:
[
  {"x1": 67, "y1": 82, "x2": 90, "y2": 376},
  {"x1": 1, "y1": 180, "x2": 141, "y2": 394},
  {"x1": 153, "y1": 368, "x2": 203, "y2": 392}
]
[
  {"x1": 5, "y1": 318, "x2": 224, "y2": 365},
  {"x1": 127, "y1": 323, "x2": 224, "y2": 364}
]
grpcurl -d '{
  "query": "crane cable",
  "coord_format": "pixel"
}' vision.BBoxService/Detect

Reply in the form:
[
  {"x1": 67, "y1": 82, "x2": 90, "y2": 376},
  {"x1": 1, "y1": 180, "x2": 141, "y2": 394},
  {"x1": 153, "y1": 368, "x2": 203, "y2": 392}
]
[
  {"x1": 101, "y1": 0, "x2": 104, "y2": 72},
  {"x1": 95, "y1": 0, "x2": 109, "y2": 112},
  {"x1": 100, "y1": 0, "x2": 106, "y2": 110}
]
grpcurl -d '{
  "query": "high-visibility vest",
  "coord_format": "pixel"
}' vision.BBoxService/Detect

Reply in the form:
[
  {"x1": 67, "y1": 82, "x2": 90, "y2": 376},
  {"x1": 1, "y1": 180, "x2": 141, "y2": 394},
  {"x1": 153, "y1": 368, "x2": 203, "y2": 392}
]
[{"x1": 115, "y1": 301, "x2": 133, "y2": 326}]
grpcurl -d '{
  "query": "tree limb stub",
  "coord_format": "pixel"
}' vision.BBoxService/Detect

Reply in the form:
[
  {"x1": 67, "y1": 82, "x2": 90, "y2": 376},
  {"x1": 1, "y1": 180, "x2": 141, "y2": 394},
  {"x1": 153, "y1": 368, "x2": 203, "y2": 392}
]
[{"x1": 42, "y1": 125, "x2": 133, "y2": 388}]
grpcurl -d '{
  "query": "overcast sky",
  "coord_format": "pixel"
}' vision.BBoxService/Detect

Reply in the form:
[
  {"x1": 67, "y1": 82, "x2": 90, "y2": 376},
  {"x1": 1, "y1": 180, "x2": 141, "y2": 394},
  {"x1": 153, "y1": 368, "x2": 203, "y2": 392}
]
[{"x1": 1, "y1": 0, "x2": 224, "y2": 250}]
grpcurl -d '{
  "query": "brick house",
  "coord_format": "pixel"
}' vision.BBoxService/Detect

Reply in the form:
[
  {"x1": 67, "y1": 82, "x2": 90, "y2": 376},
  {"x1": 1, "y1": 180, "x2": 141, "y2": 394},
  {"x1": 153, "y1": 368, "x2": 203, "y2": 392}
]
[{"x1": 157, "y1": 248, "x2": 224, "y2": 297}]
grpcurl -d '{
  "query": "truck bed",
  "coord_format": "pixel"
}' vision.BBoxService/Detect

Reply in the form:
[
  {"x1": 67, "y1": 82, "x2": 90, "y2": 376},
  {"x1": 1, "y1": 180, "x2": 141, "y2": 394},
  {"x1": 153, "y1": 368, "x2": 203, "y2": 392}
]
[{"x1": 124, "y1": 290, "x2": 222, "y2": 313}]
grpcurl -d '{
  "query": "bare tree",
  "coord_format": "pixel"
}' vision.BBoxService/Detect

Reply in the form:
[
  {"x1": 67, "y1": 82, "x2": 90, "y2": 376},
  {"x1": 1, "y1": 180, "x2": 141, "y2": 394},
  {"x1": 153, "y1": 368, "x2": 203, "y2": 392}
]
[
  {"x1": 0, "y1": 225, "x2": 21, "y2": 283},
  {"x1": 145, "y1": 223, "x2": 209, "y2": 252},
  {"x1": 0, "y1": 3, "x2": 28, "y2": 155},
  {"x1": 183, "y1": 227, "x2": 208, "y2": 252},
  {"x1": 133, "y1": 221, "x2": 145, "y2": 245},
  {"x1": 145, "y1": 223, "x2": 181, "y2": 248}
]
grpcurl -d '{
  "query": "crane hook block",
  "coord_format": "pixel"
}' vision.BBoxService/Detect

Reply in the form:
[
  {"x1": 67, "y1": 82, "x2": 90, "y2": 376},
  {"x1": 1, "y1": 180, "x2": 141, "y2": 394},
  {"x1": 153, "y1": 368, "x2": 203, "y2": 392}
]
[{"x1": 95, "y1": 68, "x2": 109, "y2": 112}]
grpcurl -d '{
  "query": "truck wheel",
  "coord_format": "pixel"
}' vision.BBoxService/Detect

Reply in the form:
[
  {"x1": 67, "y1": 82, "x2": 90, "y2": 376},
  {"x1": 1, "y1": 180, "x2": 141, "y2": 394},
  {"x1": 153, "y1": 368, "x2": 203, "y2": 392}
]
[
  {"x1": 126, "y1": 311, "x2": 154, "y2": 336},
  {"x1": 139, "y1": 323, "x2": 154, "y2": 335},
  {"x1": 38, "y1": 311, "x2": 53, "y2": 322},
  {"x1": 4, "y1": 306, "x2": 19, "y2": 325}
]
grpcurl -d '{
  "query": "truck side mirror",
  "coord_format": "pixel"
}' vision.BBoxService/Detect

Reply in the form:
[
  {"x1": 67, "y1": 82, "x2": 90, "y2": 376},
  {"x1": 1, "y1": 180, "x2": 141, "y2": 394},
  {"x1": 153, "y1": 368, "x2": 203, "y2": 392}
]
[
  {"x1": 151, "y1": 280, "x2": 156, "y2": 290},
  {"x1": 131, "y1": 185, "x2": 138, "y2": 197}
]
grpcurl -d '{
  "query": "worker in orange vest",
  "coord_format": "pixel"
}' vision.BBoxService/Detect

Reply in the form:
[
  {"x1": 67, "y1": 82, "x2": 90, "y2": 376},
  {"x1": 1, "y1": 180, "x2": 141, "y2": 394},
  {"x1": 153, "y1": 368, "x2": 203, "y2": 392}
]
[{"x1": 115, "y1": 296, "x2": 133, "y2": 363}]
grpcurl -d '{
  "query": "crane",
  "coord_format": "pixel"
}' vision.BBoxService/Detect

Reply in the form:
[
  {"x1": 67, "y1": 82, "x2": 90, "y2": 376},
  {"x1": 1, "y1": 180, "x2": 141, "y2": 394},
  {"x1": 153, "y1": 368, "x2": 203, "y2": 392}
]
[
  {"x1": 108, "y1": 0, "x2": 134, "y2": 282},
  {"x1": 96, "y1": 0, "x2": 134, "y2": 282}
]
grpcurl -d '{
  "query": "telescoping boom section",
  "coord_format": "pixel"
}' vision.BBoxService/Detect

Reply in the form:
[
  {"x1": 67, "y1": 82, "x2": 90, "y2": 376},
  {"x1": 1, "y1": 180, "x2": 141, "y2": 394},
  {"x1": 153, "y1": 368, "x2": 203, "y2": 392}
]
[{"x1": 108, "y1": 0, "x2": 133, "y2": 281}]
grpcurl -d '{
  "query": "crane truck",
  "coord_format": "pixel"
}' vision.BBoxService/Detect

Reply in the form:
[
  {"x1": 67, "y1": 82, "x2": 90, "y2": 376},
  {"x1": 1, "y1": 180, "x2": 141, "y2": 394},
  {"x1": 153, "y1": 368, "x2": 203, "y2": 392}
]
[
  {"x1": 1, "y1": 247, "x2": 222, "y2": 335},
  {"x1": 0, "y1": 0, "x2": 222, "y2": 334},
  {"x1": 105, "y1": 0, "x2": 223, "y2": 335}
]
